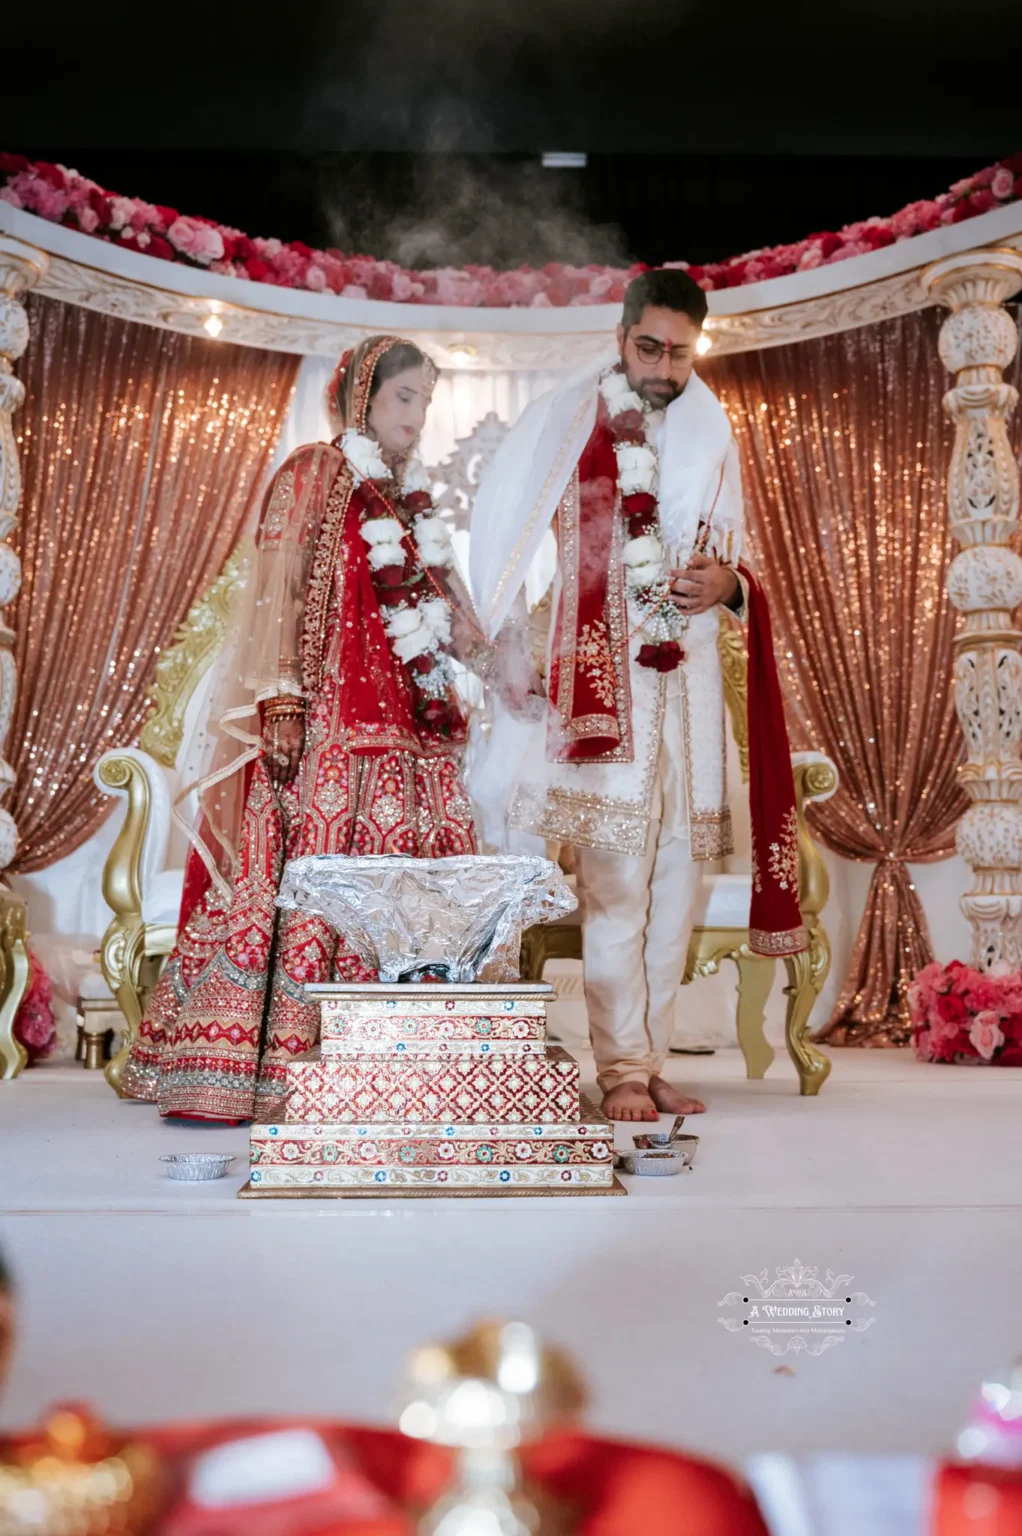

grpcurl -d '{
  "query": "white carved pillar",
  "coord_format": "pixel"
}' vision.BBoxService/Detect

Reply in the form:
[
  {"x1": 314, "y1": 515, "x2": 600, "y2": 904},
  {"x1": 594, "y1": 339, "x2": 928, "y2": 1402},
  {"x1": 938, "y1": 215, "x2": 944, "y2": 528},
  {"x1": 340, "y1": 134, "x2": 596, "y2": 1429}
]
[
  {"x1": 0, "y1": 236, "x2": 48, "y2": 872},
  {"x1": 923, "y1": 248, "x2": 1022, "y2": 971}
]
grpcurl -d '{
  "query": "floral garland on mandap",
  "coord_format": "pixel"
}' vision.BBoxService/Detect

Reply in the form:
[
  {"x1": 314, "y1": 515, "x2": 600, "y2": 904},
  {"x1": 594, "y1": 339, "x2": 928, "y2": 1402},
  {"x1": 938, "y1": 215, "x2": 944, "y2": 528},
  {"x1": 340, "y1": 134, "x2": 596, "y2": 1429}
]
[
  {"x1": 2, "y1": 151, "x2": 1020, "y2": 308},
  {"x1": 910, "y1": 960, "x2": 1022, "y2": 1066},
  {"x1": 343, "y1": 428, "x2": 461, "y2": 736}
]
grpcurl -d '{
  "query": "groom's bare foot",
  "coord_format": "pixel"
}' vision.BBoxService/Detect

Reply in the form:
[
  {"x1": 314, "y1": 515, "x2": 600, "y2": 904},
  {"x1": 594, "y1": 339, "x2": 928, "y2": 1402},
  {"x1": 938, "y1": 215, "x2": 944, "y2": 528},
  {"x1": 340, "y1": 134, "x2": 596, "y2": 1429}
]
[
  {"x1": 649, "y1": 1075, "x2": 706, "y2": 1115},
  {"x1": 601, "y1": 1082, "x2": 659, "y2": 1122}
]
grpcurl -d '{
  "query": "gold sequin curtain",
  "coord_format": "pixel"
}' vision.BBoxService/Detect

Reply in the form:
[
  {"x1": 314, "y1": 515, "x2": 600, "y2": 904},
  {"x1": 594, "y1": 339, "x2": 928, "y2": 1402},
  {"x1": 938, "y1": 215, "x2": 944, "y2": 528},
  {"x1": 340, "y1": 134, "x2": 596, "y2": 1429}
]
[
  {"x1": 707, "y1": 308, "x2": 1022, "y2": 1045},
  {"x1": 9, "y1": 295, "x2": 299, "y2": 871}
]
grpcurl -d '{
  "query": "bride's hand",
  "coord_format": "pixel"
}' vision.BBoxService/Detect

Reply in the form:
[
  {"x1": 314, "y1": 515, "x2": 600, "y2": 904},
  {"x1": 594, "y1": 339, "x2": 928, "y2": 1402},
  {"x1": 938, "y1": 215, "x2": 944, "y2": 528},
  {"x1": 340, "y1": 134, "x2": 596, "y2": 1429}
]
[{"x1": 263, "y1": 718, "x2": 304, "y2": 787}]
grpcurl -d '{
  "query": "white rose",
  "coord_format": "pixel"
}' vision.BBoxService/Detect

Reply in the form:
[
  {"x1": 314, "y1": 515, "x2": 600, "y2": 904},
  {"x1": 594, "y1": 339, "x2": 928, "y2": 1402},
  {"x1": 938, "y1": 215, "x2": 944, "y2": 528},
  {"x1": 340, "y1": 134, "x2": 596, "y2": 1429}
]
[
  {"x1": 384, "y1": 607, "x2": 423, "y2": 640},
  {"x1": 341, "y1": 429, "x2": 389, "y2": 485},
  {"x1": 622, "y1": 534, "x2": 662, "y2": 569},
  {"x1": 607, "y1": 389, "x2": 645, "y2": 418},
  {"x1": 392, "y1": 625, "x2": 433, "y2": 663},
  {"x1": 419, "y1": 597, "x2": 452, "y2": 643},
  {"x1": 367, "y1": 542, "x2": 406, "y2": 571},
  {"x1": 600, "y1": 371, "x2": 630, "y2": 402},
  {"x1": 415, "y1": 517, "x2": 454, "y2": 566},
  {"x1": 615, "y1": 443, "x2": 657, "y2": 495},
  {"x1": 625, "y1": 560, "x2": 663, "y2": 589},
  {"x1": 361, "y1": 517, "x2": 404, "y2": 547},
  {"x1": 402, "y1": 459, "x2": 432, "y2": 495}
]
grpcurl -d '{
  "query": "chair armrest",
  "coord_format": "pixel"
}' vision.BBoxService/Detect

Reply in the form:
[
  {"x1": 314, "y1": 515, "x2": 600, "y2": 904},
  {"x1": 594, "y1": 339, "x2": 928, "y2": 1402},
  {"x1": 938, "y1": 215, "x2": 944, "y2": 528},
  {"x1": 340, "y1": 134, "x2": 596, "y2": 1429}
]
[
  {"x1": 94, "y1": 751, "x2": 173, "y2": 1075},
  {"x1": 791, "y1": 753, "x2": 839, "y2": 921}
]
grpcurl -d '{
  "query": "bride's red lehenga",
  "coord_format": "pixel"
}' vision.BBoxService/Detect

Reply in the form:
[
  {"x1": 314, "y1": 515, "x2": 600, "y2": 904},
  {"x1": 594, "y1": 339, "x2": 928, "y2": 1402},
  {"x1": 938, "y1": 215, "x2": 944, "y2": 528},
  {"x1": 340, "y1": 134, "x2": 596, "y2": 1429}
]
[{"x1": 121, "y1": 338, "x2": 477, "y2": 1122}]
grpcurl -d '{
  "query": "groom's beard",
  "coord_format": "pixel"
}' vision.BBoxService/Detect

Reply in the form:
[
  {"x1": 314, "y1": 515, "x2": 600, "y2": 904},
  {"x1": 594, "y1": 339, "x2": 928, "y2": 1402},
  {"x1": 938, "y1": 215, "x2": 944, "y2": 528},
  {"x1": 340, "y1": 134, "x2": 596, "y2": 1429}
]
[{"x1": 629, "y1": 375, "x2": 683, "y2": 409}]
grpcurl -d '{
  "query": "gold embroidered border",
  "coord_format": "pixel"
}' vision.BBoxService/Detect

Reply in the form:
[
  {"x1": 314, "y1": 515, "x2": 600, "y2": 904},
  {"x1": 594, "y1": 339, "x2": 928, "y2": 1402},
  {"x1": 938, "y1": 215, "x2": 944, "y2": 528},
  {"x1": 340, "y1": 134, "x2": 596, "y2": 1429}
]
[
  {"x1": 301, "y1": 463, "x2": 355, "y2": 697},
  {"x1": 690, "y1": 810, "x2": 733, "y2": 861},
  {"x1": 749, "y1": 925, "x2": 809, "y2": 956},
  {"x1": 510, "y1": 783, "x2": 650, "y2": 857}
]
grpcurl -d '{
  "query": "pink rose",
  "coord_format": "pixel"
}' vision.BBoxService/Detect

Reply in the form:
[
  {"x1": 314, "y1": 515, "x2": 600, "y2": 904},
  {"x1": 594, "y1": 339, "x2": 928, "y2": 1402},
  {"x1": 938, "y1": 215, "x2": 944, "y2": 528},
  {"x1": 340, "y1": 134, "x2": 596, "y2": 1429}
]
[
  {"x1": 969, "y1": 1011, "x2": 1004, "y2": 1061},
  {"x1": 304, "y1": 264, "x2": 327, "y2": 292},
  {"x1": 167, "y1": 215, "x2": 225, "y2": 265},
  {"x1": 992, "y1": 166, "x2": 1015, "y2": 200}
]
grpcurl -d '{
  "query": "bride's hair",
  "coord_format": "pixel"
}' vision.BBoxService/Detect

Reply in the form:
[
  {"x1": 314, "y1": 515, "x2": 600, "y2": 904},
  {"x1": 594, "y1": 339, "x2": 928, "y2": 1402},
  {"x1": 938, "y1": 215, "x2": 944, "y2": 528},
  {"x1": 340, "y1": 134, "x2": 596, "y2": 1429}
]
[{"x1": 327, "y1": 336, "x2": 433, "y2": 435}]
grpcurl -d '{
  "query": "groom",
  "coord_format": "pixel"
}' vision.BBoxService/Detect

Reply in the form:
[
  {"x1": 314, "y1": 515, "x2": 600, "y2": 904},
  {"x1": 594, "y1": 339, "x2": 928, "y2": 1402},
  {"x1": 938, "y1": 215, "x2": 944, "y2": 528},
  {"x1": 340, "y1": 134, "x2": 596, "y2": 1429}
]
[{"x1": 470, "y1": 269, "x2": 805, "y2": 1123}]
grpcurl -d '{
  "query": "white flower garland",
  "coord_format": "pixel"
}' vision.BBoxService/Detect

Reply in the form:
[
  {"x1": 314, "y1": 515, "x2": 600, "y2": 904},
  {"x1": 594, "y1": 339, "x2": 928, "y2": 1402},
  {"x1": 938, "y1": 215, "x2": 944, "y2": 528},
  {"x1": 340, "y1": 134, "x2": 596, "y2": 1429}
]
[
  {"x1": 341, "y1": 427, "x2": 458, "y2": 700},
  {"x1": 597, "y1": 368, "x2": 688, "y2": 649}
]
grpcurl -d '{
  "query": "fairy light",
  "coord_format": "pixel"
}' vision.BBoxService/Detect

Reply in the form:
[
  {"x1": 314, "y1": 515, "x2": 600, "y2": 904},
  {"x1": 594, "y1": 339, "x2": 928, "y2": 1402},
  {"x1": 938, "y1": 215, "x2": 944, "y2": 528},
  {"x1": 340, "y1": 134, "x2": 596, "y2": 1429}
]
[
  {"x1": 203, "y1": 314, "x2": 223, "y2": 339},
  {"x1": 696, "y1": 333, "x2": 713, "y2": 356}
]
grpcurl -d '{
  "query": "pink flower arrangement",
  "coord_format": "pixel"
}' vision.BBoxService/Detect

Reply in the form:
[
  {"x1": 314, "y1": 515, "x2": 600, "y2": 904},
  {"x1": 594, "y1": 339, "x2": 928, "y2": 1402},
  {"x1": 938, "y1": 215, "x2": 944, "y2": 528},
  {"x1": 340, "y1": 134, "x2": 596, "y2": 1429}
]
[
  {"x1": 909, "y1": 959, "x2": 1022, "y2": 1065},
  {"x1": 13, "y1": 948, "x2": 56, "y2": 1065},
  {"x1": 1, "y1": 151, "x2": 1020, "y2": 308}
]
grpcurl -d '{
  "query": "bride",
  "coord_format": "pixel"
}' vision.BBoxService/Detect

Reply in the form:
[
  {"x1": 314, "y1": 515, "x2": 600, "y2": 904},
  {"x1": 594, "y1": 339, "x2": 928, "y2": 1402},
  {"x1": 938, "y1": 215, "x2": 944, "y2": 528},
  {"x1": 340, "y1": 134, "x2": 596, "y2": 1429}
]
[{"x1": 122, "y1": 335, "x2": 480, "y2": 1123}]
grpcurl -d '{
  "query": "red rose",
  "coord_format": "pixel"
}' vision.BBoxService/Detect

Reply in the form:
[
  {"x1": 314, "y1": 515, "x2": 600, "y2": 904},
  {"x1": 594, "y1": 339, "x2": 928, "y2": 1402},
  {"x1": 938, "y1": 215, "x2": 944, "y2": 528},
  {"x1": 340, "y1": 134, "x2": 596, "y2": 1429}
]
[
  {"x1": 375, "y1": 563, "x2": 406, "y2": 586},
  {"x1": 245, "y1": 256, "x2": 272, "y2": 282},
  {"x1": 936, "y1": 993, "x2": 967, "y2": 1025},
  {"x1": 0, "y1": 153, "x2": 30, "y2": 176},
  {"x1": 34, "y1": 161, "x2": 66, "y2": 188},
  {"x1": 625, "y1": 491, "x2": 656, "y2": 521},
  {"x1": 404, "y1": 491, "x2": 432, "y2": 515},
  {"x1": 638, "y1": 641, "x2": 684, "y2": 672},
  {"x1": 611, "y1": 409, "x2": 645, "y2": 438},
  {"x1": 420, "y1": 698, "x2": 452, "y2": 731},
  {"x1": 410, "y1": 654, "x2": 435, "y2": 675},
  {"x1": 154, "y1": 205, "x2": 179, "y2": 230},
  {"x1": 290, "y1": 240, "x2": 313, "y2": 259},
  {"x1": 148, "y1": 235, "x2": 174, "y2": 261}
]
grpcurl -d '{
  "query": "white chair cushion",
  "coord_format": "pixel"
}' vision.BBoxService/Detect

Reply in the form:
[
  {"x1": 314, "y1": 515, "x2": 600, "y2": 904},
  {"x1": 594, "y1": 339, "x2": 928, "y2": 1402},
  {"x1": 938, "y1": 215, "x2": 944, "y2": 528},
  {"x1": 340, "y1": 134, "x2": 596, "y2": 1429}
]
[
  {"x1": 693, "y1": 872, "x2": 751, "y2": 930},
  {"x1": 142, "y1": 867, "x2": 185, "y2": 927}
]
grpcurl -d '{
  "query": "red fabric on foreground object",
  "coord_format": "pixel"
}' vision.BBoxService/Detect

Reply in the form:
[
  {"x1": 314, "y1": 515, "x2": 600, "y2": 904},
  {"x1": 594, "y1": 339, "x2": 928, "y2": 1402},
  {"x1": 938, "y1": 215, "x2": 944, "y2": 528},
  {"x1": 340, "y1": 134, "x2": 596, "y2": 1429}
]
[
  {"x1": 931, "y1": 1462, "x2": 1022, "y2": 1535},
  {"x1": 109, "y1": 1417, "x2": 771, "y2": 1535}
]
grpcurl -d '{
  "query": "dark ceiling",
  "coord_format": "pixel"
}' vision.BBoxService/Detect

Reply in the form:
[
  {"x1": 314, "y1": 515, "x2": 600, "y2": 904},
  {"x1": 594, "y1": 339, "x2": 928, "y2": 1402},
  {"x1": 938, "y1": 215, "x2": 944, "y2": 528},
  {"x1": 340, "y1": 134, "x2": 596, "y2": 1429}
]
[{"x1": 4, "y1": 0, "x2": 1022, "y2": 266}]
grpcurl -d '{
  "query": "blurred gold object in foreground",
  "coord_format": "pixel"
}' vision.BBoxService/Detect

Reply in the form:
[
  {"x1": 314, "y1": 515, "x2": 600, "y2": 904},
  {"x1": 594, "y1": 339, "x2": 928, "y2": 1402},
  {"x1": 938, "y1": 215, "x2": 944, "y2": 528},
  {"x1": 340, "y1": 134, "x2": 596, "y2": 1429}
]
[
  {"x1": 399, "y1": 1320, "x2": 584, "y2": 1535},
  {"x1": 0, "y1": 1404, "x2": 163, "y2": 1536}
]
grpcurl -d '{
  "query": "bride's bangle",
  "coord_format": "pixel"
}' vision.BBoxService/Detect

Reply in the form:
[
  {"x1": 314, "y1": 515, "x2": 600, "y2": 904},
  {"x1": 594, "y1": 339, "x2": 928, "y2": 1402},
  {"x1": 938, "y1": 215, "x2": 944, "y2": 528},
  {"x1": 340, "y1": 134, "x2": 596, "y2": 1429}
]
[{"x1": 264, "y1": 696, "x2": 306, "y2": 722}]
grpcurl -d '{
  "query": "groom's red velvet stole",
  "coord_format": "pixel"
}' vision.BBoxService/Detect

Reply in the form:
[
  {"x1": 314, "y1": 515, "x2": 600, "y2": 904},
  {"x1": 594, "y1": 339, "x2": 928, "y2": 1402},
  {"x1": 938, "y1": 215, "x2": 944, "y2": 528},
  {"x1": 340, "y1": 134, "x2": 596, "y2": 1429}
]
[
  {"x1": 741, "y1": 562, "x2": 808, "y2": 956},
  {"x1": 549, "y1": 413, "x2": 631, "y2": 763}
]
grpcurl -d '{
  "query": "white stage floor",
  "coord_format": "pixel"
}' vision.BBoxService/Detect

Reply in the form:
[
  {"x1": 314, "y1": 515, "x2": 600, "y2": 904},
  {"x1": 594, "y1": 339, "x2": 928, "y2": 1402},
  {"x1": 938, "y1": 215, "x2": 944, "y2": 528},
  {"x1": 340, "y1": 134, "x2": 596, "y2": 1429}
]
[{"x1": 2, "y1": 1045, "x2": 1020, "y2": 1479}]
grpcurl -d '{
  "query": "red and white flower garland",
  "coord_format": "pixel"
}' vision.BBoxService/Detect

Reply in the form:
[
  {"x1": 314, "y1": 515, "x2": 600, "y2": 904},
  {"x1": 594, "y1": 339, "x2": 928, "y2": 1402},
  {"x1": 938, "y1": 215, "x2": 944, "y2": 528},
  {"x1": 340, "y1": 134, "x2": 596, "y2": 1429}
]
[
  {"x1": 2, "y1": 151, "x2": 1020, "y2": 308},
  {"x1": 599, "y1": 367, "x2": 688, "y2": 673},
  {"x1": 342, "y1": 429, "x2": 460, "y2": 732}
]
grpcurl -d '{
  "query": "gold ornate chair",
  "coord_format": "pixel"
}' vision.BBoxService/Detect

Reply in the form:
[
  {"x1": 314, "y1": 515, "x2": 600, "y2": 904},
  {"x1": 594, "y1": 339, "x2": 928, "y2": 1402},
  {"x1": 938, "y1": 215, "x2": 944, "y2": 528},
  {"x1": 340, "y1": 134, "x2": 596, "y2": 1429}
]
[
  {"x1": 94, "y1": 545, "x2": 250, "y2": 1094},
  {"x1": 521, "y1": 613, "x2": 838, "y2": 1096}
]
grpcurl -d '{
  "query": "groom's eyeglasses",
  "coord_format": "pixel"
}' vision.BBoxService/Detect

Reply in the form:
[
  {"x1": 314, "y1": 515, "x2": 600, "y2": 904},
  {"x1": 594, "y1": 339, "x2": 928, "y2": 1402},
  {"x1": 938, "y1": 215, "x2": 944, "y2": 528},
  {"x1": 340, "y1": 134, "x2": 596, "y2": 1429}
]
[{"x1": 630, "y1": 334, "x2": 694, "y2": 368}]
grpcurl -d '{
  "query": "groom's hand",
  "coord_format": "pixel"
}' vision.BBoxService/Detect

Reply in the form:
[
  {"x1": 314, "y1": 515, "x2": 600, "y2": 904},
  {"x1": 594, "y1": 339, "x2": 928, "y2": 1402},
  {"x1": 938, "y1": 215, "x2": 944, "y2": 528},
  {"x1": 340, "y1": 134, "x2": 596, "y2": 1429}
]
[{"x1": 668, "y1": 554, "x2": 739, "y2": 615}]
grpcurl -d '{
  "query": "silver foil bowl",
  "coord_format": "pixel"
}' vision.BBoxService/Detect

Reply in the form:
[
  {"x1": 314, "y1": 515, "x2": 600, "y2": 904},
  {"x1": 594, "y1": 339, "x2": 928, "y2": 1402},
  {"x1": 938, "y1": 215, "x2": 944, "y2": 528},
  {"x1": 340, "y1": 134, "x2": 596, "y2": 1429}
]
[
  {"x1": 160, "y1": 1153, "x2": 236, "y2": 1181},
  {"x1": 618, "y1": 1136, "x2": 699, "y2": 1177}
]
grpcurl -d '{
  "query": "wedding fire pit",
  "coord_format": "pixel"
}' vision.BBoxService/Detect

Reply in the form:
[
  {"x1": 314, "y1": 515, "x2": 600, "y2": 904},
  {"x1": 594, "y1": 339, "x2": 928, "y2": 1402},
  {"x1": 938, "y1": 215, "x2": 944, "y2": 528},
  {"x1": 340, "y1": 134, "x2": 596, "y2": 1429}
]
[{"x1": 239, "y1": 855, "x2": 620, "y2": 1197}]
